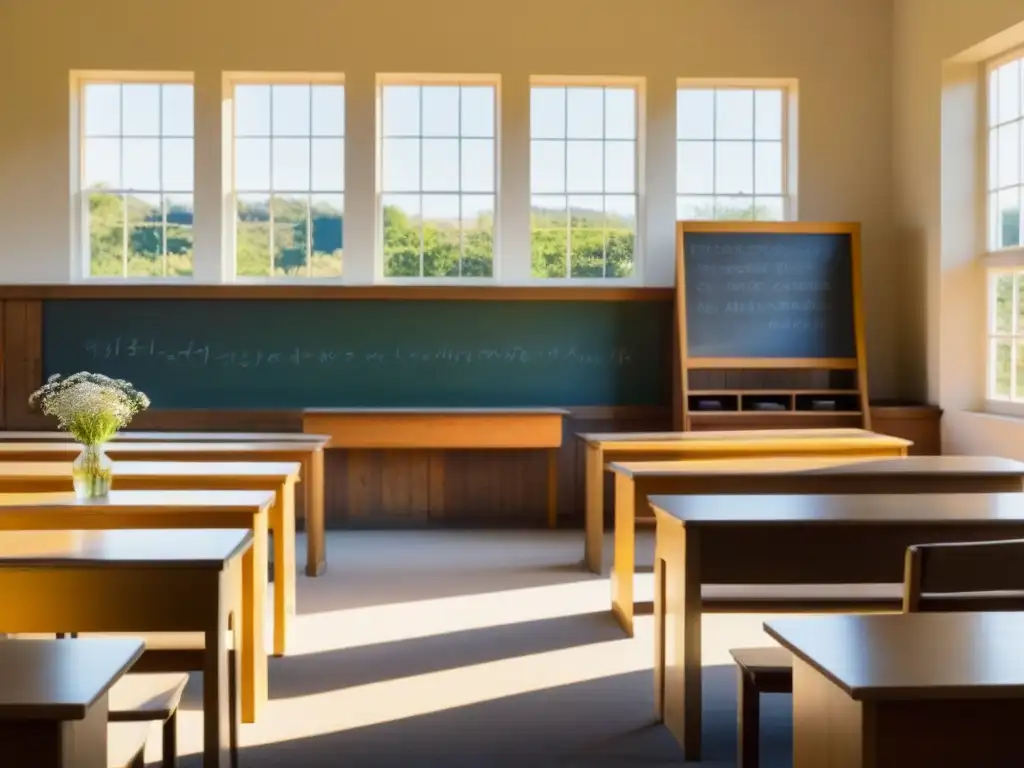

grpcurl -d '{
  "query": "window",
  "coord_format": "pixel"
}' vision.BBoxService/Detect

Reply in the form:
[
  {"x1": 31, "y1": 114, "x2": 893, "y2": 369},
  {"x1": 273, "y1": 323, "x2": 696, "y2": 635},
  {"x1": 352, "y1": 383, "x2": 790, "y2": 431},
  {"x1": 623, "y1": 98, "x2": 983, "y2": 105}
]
[
  {"x1": 232, "y1": 80, "x2": 345, "y2": 278},
  {"x1": 676, "y1": 85, "x2": 788, "y2": 222},
  {"x1": 78, "y1": 78, "x2": 194, "y2": 278},
  {"x1": 380, "y1": 80, "x2": 496, "y2": 279},
  {"x1": 530, "y1": 84, "x2": 638, "y2": 279},
  {"x1": 986, "y1": 54, "x2": 1024, "y2": 405}
]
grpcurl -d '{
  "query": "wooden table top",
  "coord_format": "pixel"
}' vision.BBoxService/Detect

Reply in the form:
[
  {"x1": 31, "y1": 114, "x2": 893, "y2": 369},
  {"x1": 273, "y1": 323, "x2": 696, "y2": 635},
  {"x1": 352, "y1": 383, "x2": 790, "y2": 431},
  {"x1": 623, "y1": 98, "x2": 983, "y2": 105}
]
[
  {"x1": 648, "y1": 491, "x2": 1024, "y2": 525},
  {"x1": 0, "y1": 528, "x2": 253, "y2": 567},
  {"x1": 0, "y1": 442, "x2": 322, "y2": 456},
  {"x1": 0, "y1": 637, "x2": 144, "y2": 720},
  {"x1": 765, "y1": 612, "x2": 1024, "y2": 700},
  {"x1": 578, "y1": 428, "x2": 911, "y2": 449},
  {"x1": 0, "y1": 431, "x2": 330, "y2": 445},
  {"x1": 0, "y1": 489, "x2": 276, "y2": 512},
  {"x1": 611, "y1": 455, "x2": 1024, "y2": 479},
  {"x1": 304, "y1": 407, "x2": 570, "y2": 416},
  {"x1": 0, "y1": 461, "x2": 302, "y2": 480}
]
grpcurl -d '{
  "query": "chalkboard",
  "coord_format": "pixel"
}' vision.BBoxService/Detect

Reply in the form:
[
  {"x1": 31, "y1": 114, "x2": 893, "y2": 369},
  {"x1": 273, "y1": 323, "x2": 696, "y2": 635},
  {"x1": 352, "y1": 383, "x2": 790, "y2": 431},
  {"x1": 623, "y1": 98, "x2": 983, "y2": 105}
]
[
  {"x1": 682, "y1": 231, "x2": 857, "y2": 359},
  {"x1": 42, "y1": 299, "x2": 672, "y2": 409}
]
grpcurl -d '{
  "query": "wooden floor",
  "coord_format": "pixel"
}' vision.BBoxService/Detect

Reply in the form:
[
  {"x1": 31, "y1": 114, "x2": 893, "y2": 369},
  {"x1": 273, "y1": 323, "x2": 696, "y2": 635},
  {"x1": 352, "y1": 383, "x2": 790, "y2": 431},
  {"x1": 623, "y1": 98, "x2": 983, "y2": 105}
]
[{"x1": 120, "y1": 530, "x2": 797, "y2": 767}]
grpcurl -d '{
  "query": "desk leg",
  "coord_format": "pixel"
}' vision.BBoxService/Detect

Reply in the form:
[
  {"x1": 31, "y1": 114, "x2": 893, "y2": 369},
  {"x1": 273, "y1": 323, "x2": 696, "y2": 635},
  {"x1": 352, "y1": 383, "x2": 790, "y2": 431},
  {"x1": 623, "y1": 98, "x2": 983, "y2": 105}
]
[
  {"x1": 240, "y1": 513, "x2": 268, "y2": 723},
  {"x1": 655, "y1": 519, "x2": 702, "y2": 761},
  {"x1": 305, "y1": 449, "x2": 327, "y2": 577},
  {"x1": 584, "y1": 445, "x2": 604, "y2": 574},
  {"x1": 207, "y1": 564, "x2": 240, "y2": 768},
  {"x1": 546, "y1": 448, "x2": 559, "y2": 529},
  {"x1": 273, "y1": 479, "x2": 297, "y2": 657},
  {"x1": 610, "y1": 474, "x2": 637, "y2": 636}
]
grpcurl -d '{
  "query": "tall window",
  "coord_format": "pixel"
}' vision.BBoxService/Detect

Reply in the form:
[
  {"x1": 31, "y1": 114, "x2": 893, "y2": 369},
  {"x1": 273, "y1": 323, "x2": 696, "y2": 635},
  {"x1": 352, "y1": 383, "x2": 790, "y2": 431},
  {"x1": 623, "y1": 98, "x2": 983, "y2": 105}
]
[
  {"x1": 380, "y1": 80, "x2": 496, "y2": 279},
  {"x1": 987, "y1": 55, "x2": 1024, "y2": 403},
  {"x1": 79, "y1": 79, "x2": 194, "y2": 278},
  {"x1": 233, "y1": 80, "x2": 345, "y2": 278},
  {"x1": 676, "y1": 86, "x2": 788, "y2": 222},
  {"x1": 530, "y1": 84, "x2": 638, "y2": 279}
]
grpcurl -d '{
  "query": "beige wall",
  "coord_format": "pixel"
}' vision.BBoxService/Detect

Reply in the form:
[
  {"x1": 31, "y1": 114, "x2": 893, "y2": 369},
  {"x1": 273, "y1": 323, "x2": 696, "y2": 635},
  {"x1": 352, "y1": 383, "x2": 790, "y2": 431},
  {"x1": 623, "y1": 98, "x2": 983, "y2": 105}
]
[
  {"x1": 892, "y1": 0, "x2": 1024, "y2": 451},
  {"x1": 0, "y1": 0, "x2": 899, "y2": 391}
]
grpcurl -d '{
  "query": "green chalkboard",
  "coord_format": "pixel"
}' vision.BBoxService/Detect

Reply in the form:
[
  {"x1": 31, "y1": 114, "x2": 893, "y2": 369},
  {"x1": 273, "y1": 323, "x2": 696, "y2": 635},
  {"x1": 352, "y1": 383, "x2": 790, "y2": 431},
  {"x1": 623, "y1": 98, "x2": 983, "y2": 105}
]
[
  {"x1": 42, "y1": 299, "x2": 672, "y2": 409},
  {"x1": 682, "y1": 230, "x2": 858, "y2": 359}
]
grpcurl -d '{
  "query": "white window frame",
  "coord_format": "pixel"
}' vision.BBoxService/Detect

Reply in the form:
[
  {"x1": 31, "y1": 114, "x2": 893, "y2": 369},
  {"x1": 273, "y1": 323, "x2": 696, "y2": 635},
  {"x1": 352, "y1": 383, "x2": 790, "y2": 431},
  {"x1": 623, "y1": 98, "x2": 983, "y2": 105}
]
[
  {"x1": 376, "y1": 74, "x2": 501, "y2": 285},
  {"x1": 675, "y1": 78, "x2": 798, "y2": 223},
  {"x1": 225, "y1": 72, "x2": 346, "y2": 284},
  {"x1": 525, "y1": 75, "x2": 645, "y2": 285},
  {"x1": 70, "y1": 70, "x2": 195, "y2": 282},
  {"x1": 983, "y1": 48, "x2": 1024, "y2": 416}
]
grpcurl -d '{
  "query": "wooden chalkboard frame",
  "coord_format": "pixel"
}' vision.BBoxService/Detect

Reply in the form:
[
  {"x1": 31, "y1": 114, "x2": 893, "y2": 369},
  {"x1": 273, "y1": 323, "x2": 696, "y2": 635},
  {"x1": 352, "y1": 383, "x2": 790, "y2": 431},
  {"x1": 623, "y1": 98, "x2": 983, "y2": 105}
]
[{"x1": 674, "y1": 221, "x2": 869, "y2": 431}]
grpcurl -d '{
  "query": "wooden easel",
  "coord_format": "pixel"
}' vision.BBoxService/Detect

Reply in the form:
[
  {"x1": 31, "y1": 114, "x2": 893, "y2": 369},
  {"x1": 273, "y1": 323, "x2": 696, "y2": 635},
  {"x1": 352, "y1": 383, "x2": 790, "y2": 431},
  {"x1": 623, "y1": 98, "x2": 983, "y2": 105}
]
[{"x1": 674, "y1": 221, "x2": 869, "y2": 431}]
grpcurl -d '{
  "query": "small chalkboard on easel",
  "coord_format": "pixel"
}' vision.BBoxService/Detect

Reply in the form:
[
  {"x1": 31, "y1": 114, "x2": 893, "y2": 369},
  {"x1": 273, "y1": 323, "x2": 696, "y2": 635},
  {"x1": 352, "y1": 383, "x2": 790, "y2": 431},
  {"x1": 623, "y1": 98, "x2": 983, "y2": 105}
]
[{"x1": 674, "y1": 221, "x2": 869, "y2": 431}]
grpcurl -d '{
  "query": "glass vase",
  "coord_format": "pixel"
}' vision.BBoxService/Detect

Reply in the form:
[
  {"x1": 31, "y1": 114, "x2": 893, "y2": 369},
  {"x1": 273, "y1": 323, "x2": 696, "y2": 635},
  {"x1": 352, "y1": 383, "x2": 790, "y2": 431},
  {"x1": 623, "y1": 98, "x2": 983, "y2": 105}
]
[{"x1": 72, "y1": 443, "x2": 113, "y2": 500}]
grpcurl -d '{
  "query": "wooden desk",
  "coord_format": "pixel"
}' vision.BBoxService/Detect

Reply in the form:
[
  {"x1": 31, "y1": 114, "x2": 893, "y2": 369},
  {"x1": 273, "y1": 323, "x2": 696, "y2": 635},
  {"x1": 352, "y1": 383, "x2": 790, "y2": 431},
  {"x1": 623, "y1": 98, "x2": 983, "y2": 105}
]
[
  {"x1": 303, "y1": 408, "x2": 568, "y2": 527},
  {"x1": 648, "y1": 491, "x2": 1024, "y2": 761},
  {"x1": 0, "y1": 528, "x2": 248, "y2": 768},
  {"x1": 0, "y1": 489, "x2": 272, "y2": 724},
  {"x1": 578, "y1": 428, "x2": 911, "y2": 573},
  {"x1": 0, "y1": 637, "x2": 144, "y2": 768},
  {"x1": 611, "y1": 455, "x2": 1024, "y2": 635},
  {"x1": 765, "y1": 612, "x2": 1024, "y2": 767},
  {"x1": 0, "y1": 461, "x2": 301, "y2": 657},
  {"x1": 0, "y1": 430, "x2": 329, "y2": 443},
  {"x1": 0, "y1": 440, "x2": 329, "y2": 577}
]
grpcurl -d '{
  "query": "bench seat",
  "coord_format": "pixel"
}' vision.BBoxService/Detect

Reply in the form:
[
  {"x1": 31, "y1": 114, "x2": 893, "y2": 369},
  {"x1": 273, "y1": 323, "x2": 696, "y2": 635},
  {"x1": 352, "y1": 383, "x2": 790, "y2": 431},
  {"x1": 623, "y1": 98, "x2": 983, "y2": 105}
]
[
  {"x1": 730, "y1": 646, "x2": 794, "y2": 768},
  {"x1": 109, "y1": 673, "x2": 188, "y2": 722},
  {"x1": 702, "y1": 582, "x2": 903, "y2": 612}
]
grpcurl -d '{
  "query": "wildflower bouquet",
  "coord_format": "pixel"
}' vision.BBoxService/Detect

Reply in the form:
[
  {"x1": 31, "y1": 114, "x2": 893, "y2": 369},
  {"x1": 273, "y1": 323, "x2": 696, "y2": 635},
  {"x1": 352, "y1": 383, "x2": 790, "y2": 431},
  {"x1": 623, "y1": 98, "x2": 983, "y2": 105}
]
[{"x1": 29, "y1": 372, "x2": 150, "y2": 444}]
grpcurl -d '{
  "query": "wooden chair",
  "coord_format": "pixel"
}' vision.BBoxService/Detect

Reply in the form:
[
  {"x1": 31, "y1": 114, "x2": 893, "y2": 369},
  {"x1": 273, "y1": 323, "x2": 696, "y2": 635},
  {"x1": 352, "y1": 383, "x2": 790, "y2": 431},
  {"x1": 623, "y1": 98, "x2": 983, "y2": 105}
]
[
  {"x1": 109, "y1": 673, "x2": 189, "y2": 768},
  {"x1": 728, "y1": 537, "x2": 1024, "y2": 768}
]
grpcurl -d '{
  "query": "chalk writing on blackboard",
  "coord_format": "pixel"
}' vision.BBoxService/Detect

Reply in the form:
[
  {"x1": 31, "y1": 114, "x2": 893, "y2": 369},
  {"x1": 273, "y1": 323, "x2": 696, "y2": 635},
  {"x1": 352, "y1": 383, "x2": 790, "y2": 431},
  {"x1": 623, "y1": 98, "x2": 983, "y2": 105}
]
[{"x1": 81, "y1": 338, "x2": 635, "y2": 369}]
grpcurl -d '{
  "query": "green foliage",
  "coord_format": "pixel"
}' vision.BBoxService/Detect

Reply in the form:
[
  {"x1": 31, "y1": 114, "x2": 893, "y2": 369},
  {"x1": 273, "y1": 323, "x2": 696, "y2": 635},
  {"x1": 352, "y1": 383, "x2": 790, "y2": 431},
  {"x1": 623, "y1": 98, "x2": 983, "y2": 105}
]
[
  {"x1": 383, "y1": 204, "x2": 493, "y2": 278},
  {"x1": 88, "y1": 192, "x2": 194, "y2": 277},
  {"x1": 236, "y1": 197, "x2": 343, "y2": 278}
]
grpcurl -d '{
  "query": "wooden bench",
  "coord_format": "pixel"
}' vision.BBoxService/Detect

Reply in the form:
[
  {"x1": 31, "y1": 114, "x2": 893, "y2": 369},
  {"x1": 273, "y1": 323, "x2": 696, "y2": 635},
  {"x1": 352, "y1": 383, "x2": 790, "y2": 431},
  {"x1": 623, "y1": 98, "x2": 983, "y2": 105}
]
[
  {"x1": 108, "y1": 721, "x2": 151, "y2": 768},
  {"x1": 109, "y1": 673, "x2": 189, "y2": 768},
  {"x1": 729, "y1": 647, "x2": 793, "y2": 768}
]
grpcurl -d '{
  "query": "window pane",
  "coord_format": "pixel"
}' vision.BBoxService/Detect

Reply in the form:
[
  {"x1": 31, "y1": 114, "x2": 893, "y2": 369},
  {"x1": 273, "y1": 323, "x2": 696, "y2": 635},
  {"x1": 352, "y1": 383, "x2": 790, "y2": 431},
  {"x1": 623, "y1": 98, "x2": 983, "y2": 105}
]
[
  {"x1": 998, "y1": 60, "x2": 1021, "y2": 124},
  {"x1": 566, "y1": 141, "x2": 603, "y2": 192},
  {"x1": 272, "y1": 85, "x2": 311, "y2": 136},
  {"x1": 383, "y1": 86, "x2": 420, "y2": 136},
  {"x1": 997, "y1": 122, "x2": 1020, "y2": 188},
  {"x1": 998, "y1": 187, "x2": 1021, "y2": 248},
  {"x1": 754, "y1": 141, "x2": 783, "y2": 195},
  {"x1": 605, "y1": 88, "x2": 636, "y2": 140},
  {"x1": 272, "y1": 138, "x2": 311, "y2": 191},
  {"x1": 122, "y1": 138, "x2": 160, "y2": 190},
  {"x1": 604, "y1": 142, "x2": 635, "y2": 194},
  {"x1": 122, "y1": 84, "x2": 160, "y2": 136},
  {"x1": 311, "y1": 85, "x2": 345, "y2": 136},
  {"x1": 236, "y1": 138, "x2": 270, "y2": 191},
  {"x1": 678, "y1": 141, "x2": 714, "y2": 194},
  {"x1": 1016, "y1": 342, "x2": 1024, "y2": 400},
  {"x1": 85, "y1": 84, "x2": 121, "y2": 136},
  {"x1": 677, "y1": 195, "x2": 714, "y2": 220},
  {"x1": 310, "y1": 193, "x2": 343, "y2": 277},
  {"x1": 677, "y1": 89, "x2": 714, "y2": 140},
  {"x1": 531, "y1": 141, "x2": 566, "y2": 193},
  {"x1": 1016, "y1": 273, "x2": 1024, "y2": 334},
  {"x1": 126, "y1": 193, "x2": 164, "y2": 277},
  {"x1": 715, "y1": 142, "x2": 754, "y2": 194},
  {"x1": 236, "y1": 85, "x2": 271, "y2": 136},
  {"x1": 422, "y1": 194, "x2": 461, "y2": 277},
  {"x1": 570, "y1": 226, "x2": 605, "y2": 277},
  {"x1": 311, "y1": 138, "x2": 344, "y2": 191},
  {"x1": 164, "y1": 193, "x2": 194, "y2": 276},
  {"x1": 236, "y1": 194, "x2": 271, "y2": 276},
  {"x1": 989, "y1": 69, "x2": 1000, "y2": 128},
  {"x1": 421, "y1": 138, "x2": 459, "y2": 192},
  {"x1": 422, "y1": 86, "x2": 460, "y2": 137},
  {"x1": 715, "y1": 196, "x2": 756, "y2": 220},
  {"x1": 162, "y1": 139, "x2": 193, "y2": 193},
  {"x1": 994, "y1": 273, "x2": 1013, "y2": 333},
  {"x1": 272, "y1": 195, "x2": 309, "y2": 275},
  {"x1": 85, "y1": 138, "x2": 121, "y2": 189},
  {"x1": 531, "y1": 87, "x2": 566, "y2": 139},
  {"x1": 461, "y1": 86, "x2": 494, "y2": 137},
  {"x1": 462, "y1": 194, "x2": 494, "y2": 277},
  {"x1": 162, "y1": 84, "x2": 193, "y2": 137},
  {"x1": 605, "y1": 194, "x2": 635, "y2": 278},
  {"x1": 989, "y1": 127, "x2": 999, "y2": 190},
  {"x1": 566, "y1": 88, "x2": 604, "y2": 139},
  {"x1": 383, "y1": 194, "x2": 422, "y2": 277},
  {"x1": 715, "y1": 89, "x2": 754, "y2": 140},
  {"x1": 754, "y1": 90, "x2": 783, "y2": 140},
  {"x1": 993, "y1": 339, "x2": 1012, "y2": 398},
  {"x1": 87, "y1": 191, "x2": 124, "y2": 276},
  {"x1": 383, "y1": 138, "x2": 420, "y2": 191},
  {"x1": 755, "y1": 196, "x2": 785, "y2": 221},
  {"x1": 461, "y1": 139, "x2": 494, "y2": 192}
]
